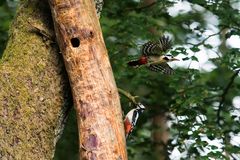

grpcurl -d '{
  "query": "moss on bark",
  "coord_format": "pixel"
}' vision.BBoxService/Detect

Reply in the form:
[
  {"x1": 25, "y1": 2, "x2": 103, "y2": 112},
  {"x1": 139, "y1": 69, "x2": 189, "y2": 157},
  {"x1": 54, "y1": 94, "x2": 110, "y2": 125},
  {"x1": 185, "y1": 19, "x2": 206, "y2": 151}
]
[{"x1": 0, "y1": 0, "x2": 71, "y2": 159}]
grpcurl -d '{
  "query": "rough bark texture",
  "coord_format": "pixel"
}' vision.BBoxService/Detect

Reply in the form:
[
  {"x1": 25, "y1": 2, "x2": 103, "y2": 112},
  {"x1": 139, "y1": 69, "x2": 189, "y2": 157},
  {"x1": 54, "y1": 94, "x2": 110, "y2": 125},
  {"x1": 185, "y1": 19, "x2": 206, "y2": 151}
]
[
  {"x1": 48, "y1": 0, "x2": 127, "y2": 159},
  {"x1": 0, "y1": 0, "x2": 72, "y2": 159}
]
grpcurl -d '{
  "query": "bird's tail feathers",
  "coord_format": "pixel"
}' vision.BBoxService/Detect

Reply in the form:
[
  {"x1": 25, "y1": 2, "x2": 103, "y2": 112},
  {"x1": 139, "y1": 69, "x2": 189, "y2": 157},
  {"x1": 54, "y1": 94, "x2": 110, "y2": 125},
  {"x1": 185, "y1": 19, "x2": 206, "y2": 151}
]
[{"x1": 127, "y1": 60, "x2": 140, "y2": 67}]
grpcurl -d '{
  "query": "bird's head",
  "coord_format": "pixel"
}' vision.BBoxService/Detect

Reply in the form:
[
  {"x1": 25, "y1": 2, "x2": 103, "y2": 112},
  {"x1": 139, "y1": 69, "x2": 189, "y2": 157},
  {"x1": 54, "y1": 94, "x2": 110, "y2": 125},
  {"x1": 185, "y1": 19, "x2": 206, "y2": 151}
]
[
  {"x1": 160, "y1": 54, "x2": 179, "y2": 62},
  {"x1": 136, "y1": 103, "x2": 145, "y2": 113}
]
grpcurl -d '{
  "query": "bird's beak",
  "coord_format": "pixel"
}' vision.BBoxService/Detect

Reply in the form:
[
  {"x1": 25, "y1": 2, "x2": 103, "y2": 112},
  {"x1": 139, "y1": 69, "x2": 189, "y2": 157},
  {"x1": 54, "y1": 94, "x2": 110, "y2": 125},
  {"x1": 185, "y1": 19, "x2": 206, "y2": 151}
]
[{"x1": 171, "y1": 58, "x2": 180, "y2": 61}]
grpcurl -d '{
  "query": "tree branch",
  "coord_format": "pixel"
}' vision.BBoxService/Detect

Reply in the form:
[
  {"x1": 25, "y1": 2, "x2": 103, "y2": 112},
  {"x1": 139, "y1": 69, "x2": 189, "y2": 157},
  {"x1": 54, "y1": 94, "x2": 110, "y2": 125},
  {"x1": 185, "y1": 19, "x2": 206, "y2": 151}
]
[
  {"x1": 125, "y1": 0, "x2": 157, "y2": 12},
  {"x1": 186, "y1": 29, "x2": 225, "y2": 69},
  {"x1": 118, "y1": 88, "x2": 138, "y2": 105},
  {"x1": 187, "y1": 31, "x2": 221, "y2": 47},
  {"x1": 217, "y1": 69, "x2": 240, "y2": 125}
]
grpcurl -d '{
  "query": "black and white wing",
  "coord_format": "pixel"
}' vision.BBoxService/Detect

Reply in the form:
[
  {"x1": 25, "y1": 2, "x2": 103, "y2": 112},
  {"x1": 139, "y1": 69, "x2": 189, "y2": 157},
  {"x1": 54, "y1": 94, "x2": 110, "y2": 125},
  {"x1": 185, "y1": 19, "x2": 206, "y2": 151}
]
[
  {"x1": 141, "y1": 41, "x2": 159, "y2": 56},
  {"x1": 142, "y1": 36, "x2": 172, "y2": 56},
  {"x1": 157, "y1": 36, "x2": 172, "y2": 52},
  {"x1": 148, "y1": 63, "x2": 174, "y2": 75}
]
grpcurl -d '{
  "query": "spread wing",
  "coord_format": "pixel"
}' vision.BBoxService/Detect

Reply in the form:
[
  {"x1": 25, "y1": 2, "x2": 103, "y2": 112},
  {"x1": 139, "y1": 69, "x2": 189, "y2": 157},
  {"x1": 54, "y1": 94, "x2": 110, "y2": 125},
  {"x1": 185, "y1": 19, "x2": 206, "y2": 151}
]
[
  {"x1": 142, "y1": 36, "x2": 172, "y2": 56},
  {"x1": 148, "y1": 63, "x2": 174, "y2": 75}
]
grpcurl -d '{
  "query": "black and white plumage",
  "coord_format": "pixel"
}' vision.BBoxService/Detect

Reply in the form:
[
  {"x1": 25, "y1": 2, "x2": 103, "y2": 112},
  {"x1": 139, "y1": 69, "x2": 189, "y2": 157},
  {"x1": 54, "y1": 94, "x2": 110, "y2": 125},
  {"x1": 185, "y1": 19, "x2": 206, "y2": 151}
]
[
  {"x1": 128, "y1": 36, "x2": 179, "y2": 75},
  {"x1": 148, "y1": 63, "x2": 174, "y2": 75},
  {"x1": 142, "y1": 36, "x2": 172, "y2": 56},
  {"x1": 148, "y1": 53, "x2": 176, "y2": 75},
  {"x1": 124, "y1": 103, "x2": 145, "y2": 139}
]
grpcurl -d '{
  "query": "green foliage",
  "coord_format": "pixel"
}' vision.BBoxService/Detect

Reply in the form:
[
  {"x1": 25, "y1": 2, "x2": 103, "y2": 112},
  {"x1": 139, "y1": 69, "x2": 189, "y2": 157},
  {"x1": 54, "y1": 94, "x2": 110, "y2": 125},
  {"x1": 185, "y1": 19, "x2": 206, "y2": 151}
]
[
  {"x1": 102, "y1": 0, "x2": 240, "y2": 159},
  {"x1": 0, "y1": 0, "x2": 17, "y2": 56},
  {"x1": 54, "y1": 109, "x2": 79, "y2": 160},
  {"x1": 1, "y1": 0, "x2": 240, "y2": 159}
]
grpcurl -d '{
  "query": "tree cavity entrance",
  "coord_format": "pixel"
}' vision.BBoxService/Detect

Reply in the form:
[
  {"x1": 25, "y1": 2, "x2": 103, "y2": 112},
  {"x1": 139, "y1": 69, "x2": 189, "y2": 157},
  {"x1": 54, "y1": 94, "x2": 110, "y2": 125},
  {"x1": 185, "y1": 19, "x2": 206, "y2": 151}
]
[{"x1": 71, "y1": 37, "x2": 80, "y2": 48}]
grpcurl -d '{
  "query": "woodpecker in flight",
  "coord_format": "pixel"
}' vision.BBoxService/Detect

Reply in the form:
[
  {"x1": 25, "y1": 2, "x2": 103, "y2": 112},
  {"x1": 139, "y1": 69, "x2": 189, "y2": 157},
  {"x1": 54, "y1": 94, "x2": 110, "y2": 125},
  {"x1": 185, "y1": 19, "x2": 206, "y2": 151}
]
[
  {"x1": 127, "y1": 36, "x2": 179, "y2": 75},
  {"x1": 124, "y1": 103, "x2": 145, "y2": 139}
]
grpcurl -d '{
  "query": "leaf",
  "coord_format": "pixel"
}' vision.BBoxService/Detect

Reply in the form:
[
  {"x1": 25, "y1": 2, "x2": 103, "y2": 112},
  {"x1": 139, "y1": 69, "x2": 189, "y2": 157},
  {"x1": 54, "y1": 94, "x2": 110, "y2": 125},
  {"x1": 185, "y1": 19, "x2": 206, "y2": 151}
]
[
  {"x1": 204, "y1": 44, "x2": 213, "y2": 49},
  {"x1": 173, "y1": 47, "x2": 187, "y2": 55},
  {"x1": 182, "y1": 57, "x2": 190, "y2": 61},
  {"x1": 191, "y1": 56, "x2": 199, "y2": 62},
  {"x1": 190, "y1": 46, "x2": 200, "y2": 52}
]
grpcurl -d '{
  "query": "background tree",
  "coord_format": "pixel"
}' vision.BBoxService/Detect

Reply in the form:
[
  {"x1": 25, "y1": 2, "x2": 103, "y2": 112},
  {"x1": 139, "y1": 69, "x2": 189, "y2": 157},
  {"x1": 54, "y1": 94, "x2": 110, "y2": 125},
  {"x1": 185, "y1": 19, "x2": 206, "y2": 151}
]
[
  {"x1": 1, "y1": 0, "x2": 240, "y2": 160},
  {"x1": 0, "y1": 0, "x2": 125, "y2": 159},
  {"x1": 0, "y1": 0, "x2": 72, "y2": 159}
]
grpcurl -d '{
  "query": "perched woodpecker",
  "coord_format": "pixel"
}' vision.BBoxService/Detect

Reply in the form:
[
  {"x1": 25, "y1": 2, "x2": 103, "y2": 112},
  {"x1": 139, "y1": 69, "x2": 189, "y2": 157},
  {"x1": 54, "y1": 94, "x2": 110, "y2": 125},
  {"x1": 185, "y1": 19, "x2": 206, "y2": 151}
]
[
  {"x1": 124, "y1": 103, "x2": 145, "y2": 139},
  {"x1": 127, "y1": 36, "x2": 179, "y2": 75}
]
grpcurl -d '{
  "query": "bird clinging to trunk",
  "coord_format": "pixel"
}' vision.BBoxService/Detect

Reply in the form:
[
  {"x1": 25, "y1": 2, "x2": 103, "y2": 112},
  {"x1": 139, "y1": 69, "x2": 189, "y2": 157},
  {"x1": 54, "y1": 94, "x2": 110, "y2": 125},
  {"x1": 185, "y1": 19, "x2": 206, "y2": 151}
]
[
  {"x1": 124, "y1": 103, "x2": 145, "y2": 139},
  {"x1": 127, "y1": 36, "x2": 179, "y2": 75}
]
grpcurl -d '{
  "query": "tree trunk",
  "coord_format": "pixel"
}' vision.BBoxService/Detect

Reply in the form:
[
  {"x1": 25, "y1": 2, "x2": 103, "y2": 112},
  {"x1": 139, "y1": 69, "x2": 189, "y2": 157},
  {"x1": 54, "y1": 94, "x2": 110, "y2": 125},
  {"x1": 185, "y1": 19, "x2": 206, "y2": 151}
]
[
  {"x1": 48, "y1": 0, "x2": 127, "y2": 160},
  {"x1": 152, "y1": 112, "x2": 169, "y2": 160},
  {"x1": 0, "y1": 0, "x2": 72, "y2": 159}
]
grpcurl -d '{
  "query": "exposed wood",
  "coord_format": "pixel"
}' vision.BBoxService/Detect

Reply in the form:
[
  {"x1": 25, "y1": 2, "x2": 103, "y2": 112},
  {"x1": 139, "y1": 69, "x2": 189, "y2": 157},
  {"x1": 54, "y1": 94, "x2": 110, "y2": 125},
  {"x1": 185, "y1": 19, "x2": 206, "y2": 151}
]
[{"x1": 48, "y1": 0, "x2": 127, "y2": 159}]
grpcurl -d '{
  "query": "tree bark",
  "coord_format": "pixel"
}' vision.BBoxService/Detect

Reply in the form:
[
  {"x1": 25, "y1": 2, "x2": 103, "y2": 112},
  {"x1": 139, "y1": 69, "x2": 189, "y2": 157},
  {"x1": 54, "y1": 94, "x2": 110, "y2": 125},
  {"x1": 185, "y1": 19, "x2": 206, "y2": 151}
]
[
  {"x1": 48, "y1": 0, "x2": 127, "y2": 160},
  {"x1": 0, "y1": 0, "x2": 72, "y2": 159}
]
